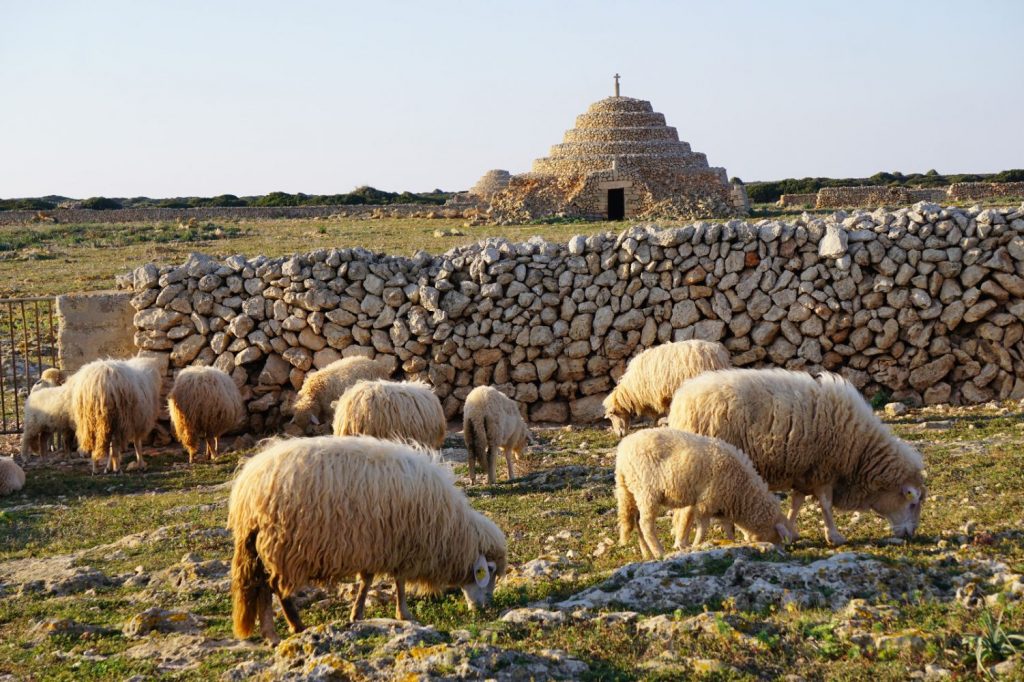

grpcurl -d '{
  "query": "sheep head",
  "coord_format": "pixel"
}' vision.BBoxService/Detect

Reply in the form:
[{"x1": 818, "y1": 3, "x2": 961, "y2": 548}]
[
  {"x1": 748, "y1": 516, "x2": 798, "y2": 546},
  {"x1": 869, "y1": 480, "x2": 927, "y2": 539},
  {"x1": 460, "y1": 554, "x2": 499, "y2": 611},
  {"x1": 602, "y1": 391, "x2": 630, "y2": 437}
]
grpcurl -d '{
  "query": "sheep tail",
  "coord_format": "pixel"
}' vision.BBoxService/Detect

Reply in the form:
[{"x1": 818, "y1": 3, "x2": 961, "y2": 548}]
[
  {"x1": 231, "y1": 528, "x2": 272, "y2": 639},
  {"x1": 615, "y1": 469, "x2": 638, "y2": 546},
  {"x1": 465, "y1": 414, "x2": 488, "y2": 473}
]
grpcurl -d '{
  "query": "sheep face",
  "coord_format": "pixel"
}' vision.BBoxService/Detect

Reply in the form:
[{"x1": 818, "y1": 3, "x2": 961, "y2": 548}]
[
  {"x1": 606, "y1": 410, "x2": 630, "y2": 438},
  {"x1": 870, "y1": 483, "x2": 926, "y2": 539},
  {"x1": 460, "y1": 556, "x2": 499, "y2": 611},
  {"x1": 748, "y1": 518, "x2": 797, "y2": 546}
]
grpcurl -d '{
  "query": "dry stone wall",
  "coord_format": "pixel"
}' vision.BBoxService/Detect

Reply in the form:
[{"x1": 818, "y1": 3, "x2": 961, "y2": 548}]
[
  {"x1": 124, "y1": 203, "x2": 1024, "y2": 431},
  {"x1": 948, "y1": 182, "x2": 1024, "y2": 202},
  {"x1": 816, "y1": 186, "x2": 948, "y2": 209},
  {"x1": 0, "y1": 204, "x2": 461, "y2": 226}
]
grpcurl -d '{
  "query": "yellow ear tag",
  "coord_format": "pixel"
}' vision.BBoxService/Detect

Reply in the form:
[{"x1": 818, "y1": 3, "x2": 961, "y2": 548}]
[
  {"x1": 905, "y1": 490, "x2": 916, "y2": 500},
  {"x1": 473, "y1": 555, "x2": 489, "y2": 588}
]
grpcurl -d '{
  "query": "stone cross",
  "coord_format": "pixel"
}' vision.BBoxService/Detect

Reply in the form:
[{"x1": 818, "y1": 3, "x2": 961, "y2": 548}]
[{"x1": 614, "y1": 73, "x2": 620, "y2": 97}]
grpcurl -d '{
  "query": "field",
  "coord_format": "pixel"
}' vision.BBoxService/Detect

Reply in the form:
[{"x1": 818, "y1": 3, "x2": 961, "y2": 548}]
[
  {"x1": 0, "y1": 213, "x2": 1023, "y2": 679},
  {"x1": 0, "y1": 407, "x2": 1023, "y2": 680}
]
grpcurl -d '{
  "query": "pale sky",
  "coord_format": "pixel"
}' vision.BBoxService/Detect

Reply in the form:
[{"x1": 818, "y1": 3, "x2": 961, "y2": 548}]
[{"x1": 2, "y1": 0, "x2": 1022, "y2": 198}]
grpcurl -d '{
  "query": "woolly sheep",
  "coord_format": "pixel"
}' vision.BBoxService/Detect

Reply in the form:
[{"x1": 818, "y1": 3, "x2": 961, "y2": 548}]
[
  {"x1": 0, "y1": 456, "x2": 26, "y2": 496},
  {"x1": 168, "y1": 366, "x2": 244, "y2": 464},
  {"x1": 615, "y1": 427, "x2": 794, "y2": 559},
  {"x1": 668, "y1": 368, "x2": 927, "y2": 545},
  {"x1": 603, "y1": 340, "x2": 731, "y2": 437},
  {"x1": 20, "y1": 384, "x2": 74, "y2": 462},
  {"x1": 332, "y1": 379, "x2": 446, "y2": 449},
  {"x1": 65, "y1": 356, "x2": 163, "y2": 474},
  {"x1": 462, "y1": 386, "x2": 530, "y2": 485},
  {"x1": 286, "y1": 357, "x2": 390, "y2": 435},
  {"x1": 228, "y1": 435, "x2": 508, "y2": 642}
]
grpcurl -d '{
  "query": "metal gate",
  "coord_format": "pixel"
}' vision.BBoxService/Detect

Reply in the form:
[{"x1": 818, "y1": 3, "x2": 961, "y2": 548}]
[{"x1": 0, "y1": 297, "x2": 59, "y2": 434}]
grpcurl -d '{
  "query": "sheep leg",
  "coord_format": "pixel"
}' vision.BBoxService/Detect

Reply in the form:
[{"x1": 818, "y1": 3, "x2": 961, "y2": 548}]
[
  {"x1": 814, "y1": 486, "x2": 846, "y2": 546},
  {"x1": 132, "y1": 440, "x2": 146, "y2": 470},
  {"x1": 350, "y1": 571, "x2": 374, "y2": 622},
  {"x1": 720, "y1": 519, "x2": 735, "y2": 541},
  {"x1": 258, "y1": 597, "x2": 279, "y2": 644},
  {"x1": 788, "y1": 492, "x2": 805, "y2": 524},
  {"x1": 672, "y1": 507, "x2": 694, "y2": 550},
  {"x1": 486, "y1": 446, "x2": 498, "y2": 485},
  {"x1": 468, "y1": 452, "x2": 476, "y2": 486},
  {"x1": 277, "y1": 594, "x2": 305, "y2": 634},
  {"x1": 638, "y1": 506, "x2": 664, "y2": 560},
  {"x1": 693, "y1": 516, "x2": 711, "y2": 545},
  {"x1": 394, "y1": 578, "x2": 413, "y2": 621},
  {"x1": 504, "y1": 447, "x2": 515, "y2": 482}
]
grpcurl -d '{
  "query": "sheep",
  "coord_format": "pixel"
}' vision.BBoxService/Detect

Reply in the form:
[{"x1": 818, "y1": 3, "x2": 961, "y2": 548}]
[
  {"x1": 167, "y1": 366, "x2": 245, "y2": 464},
  {"x1": 462, "y1": 386, "x2": 530, "y2": 485},
  {"x1": 0, "y1": 456, "x2": 26, "y2": 496},
  {"x1": 31, "y1": 367, "x2": 66, "y2": 392},
  {"x1": 615, "y1": 427, "x2": 794, "y2": 559},
  {"x1": 667, "y1": 368, "x2": 927, "y2": 545},
  {"x1": 19, "y1": 384, "x2": 74, "y2": 462},
  {"x1": 65, "y1": 356, "x2": 163, "y2": 474},
  {"x1": 332, "y1": 379, "x2": 446, "y2": 449},
  {"x1": 228, "y1": 435, "x2": 508, "y2": 642},
  {"x1": 602, "y1": 340, "x2": 731, "y2": 437},
  {"x1": 285, "y1": 357, "x2": 390, "y2": 435}
]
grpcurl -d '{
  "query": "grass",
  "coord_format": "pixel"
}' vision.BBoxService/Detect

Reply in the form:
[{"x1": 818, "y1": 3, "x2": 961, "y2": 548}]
[{"x1": 1, "y1": 405, "x2": 1023, "y2": 679}]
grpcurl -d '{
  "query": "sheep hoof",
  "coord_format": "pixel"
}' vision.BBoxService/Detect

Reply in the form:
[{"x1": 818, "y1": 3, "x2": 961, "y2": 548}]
[{"x1": 826, "y1": 530, "x2": 847, "y2": 546}]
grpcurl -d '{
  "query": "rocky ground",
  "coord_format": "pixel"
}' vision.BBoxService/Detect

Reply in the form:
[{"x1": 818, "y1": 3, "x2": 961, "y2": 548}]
[{"x1": 1, "y1": 404, "x2": 1023, "y2": 680}]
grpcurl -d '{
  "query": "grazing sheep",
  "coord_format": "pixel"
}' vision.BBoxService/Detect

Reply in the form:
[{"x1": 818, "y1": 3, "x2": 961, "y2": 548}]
[
  {"x1": 286, "y1": 357, "x2": 390, "y2": 435},
  {"x1": 615, "y1": 427, "x2": 794, "y2": 559},
  {"x1": 603, "y1": 340, "x2": 731, "y2": 437},
  {"x1": 668, "y1": 368, "x2": 927, "y2": 545},
  {"x1": 228, "y1": 435, "x2": 508, "y2": 642},
  {"x1": 65, "y1": 356, "x2": 163, "y2": 474},
  {"x1": 462, "y1": 386, "x2": 530, "y2": 485},
  {"x1": 0, "y1": 456, "x2": 26, "y2": 496},
  {"x1": 168, "y1": 366, "x2": 244, "y2": 464},
  {"x1": 31, "y1": 367, "x2": 66, "y2": 392},
  {"x1": 20, "y1": 384, "x2": 74, "y2": 462},
  {"x1": 332, "y1": 379, "x2": 446, "y2": 449}
]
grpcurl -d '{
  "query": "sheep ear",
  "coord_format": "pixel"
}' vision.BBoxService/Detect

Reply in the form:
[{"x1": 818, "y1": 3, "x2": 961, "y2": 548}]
[
  {"x1": 901, "y1": 484, "x2": 920, "y2": 502},
  {"x1": 310, "y1": 414, "x2": 320, "y2": 425},
  {"x1": 473, "y1": 555, "x2": 489, "y2": 588},
  {"x1": 776, "y1": 522, "x2": 795, "y2": 544}
]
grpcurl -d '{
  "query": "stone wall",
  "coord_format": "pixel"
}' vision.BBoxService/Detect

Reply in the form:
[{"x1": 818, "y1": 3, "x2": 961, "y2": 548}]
[
  {"x1": 56, "y1": 291, "x2": 136, "y2": 372},
  {"x1": 0, "y1": 203, "x2": 462, "y2": 226},
  {"x1": 778, "y1": 193, "x2": 819, "y2": 208},
  {"x1": 948, "y1": 182, "x2": 1024, "y2": 202},
  {"x1": 816, "y1": 186, "x2": 948, "y2": 209},
  {"x1": 124, "y1": 203, "x2": 1024, "y2": 432}
]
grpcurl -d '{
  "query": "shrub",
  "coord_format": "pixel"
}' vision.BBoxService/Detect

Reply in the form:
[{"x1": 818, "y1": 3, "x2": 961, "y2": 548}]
[{"x1": 81, "y1": 197, "x2": 122, "y2": 210}]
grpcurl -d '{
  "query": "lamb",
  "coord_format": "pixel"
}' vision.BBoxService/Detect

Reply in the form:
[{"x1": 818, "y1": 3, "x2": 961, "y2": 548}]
[
  {"x1": 286, "y1": 357, "x2": 390, "y2": 435},
  {"x1": 332, "y1": 379, "x2": 446, "y2": 449},
  {"x1": 603, "y1": 340, "x2": 731, "y2": 437},
  {"x1": 65, "y1": 356, "x2": 163, "y2": 474},
  {"x1": 0, "y1": 456, "x2": 26, "y2": 496},
  {"x1": 615, "y1": 427, "x2": 794, "y2": 559},
  {"x1": 167, "y1": 366, "x2": 245, "y2": 464},
  {"x1": 228, "y1": 435, "x2": 508, "y2": 642},
  {"x1": 462, "y1": 386, "x2": 530, "y2": 484},
  {"x1": 668, "y1": 368, "x2": 927, "y2": 545},
  {"x1": 19, "y1": 384, "x2": 74, "y2": 461}
]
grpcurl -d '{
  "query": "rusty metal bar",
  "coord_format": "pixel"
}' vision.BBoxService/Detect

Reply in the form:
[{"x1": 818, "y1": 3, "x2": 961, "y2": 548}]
[
  {"x1": 49, "y1": 299, "x2": 57, "y2": 367},
  {"x1": 8, "y1": 302, "x2": 19, "y2": 433},
  {"x1": 0, "y1": 311, "x2": 7, "y2": 434},
  {"x1": 20, "y1": 301, "x2": 30, "y2": 431},
  {"x1": 33, "y1": 300, "x2": 43, "y2": 382},
  {"x1": 0, "y1": 296, "x2": 53, "y2": 304},
  {"x1": 0, "y1": 297, "x2": 59, "y2": 434}
]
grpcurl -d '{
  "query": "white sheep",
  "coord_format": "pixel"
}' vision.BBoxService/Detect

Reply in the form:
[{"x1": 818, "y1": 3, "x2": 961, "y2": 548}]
[
  {"x1": 0, "y1": 456, "x2": 25, "y2": 496},
  {"x1": 20, "y1": 384, "x2": 74, "y2": 462},
  {"x1": 668, "y1": 368, "x2": 927, "y2": 545},
  {"x1": 286, "y1": 357, "x2": 390, "y2": 435},
  {"x1": 167, "y1": 366, "x2": 245, "y2": 464},
  {"x1": 65, "y1": 356, "x2": 163, "y2": 474},
  {"x1": 603, "y1": 340, "x2": 731, "y2": 437},
  {"x1": 615, "y1": 427, "x2": 794, "y2": 559},
  {"x1": 31, "y1": 367, "x2": 66, "y2": 392},
  {"x1": 332, "y1": 379, "x2": 447, "y2": 449},
  {"x1": 228, "y1": 435, "x2": 508, "y2": 642},
  {"x1": 462, "y1": 386, "x2": 530, "y2": 485}
]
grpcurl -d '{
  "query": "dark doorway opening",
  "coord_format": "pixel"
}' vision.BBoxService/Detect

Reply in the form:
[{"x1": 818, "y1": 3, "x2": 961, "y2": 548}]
[{"x1": 608, "y1": 188, "x2": 625, "y2": 220}]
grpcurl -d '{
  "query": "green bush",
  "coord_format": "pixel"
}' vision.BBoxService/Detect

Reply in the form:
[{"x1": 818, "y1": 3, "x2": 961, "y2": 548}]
[{"x1": 81, "y1": 197, "x2": 123, "y2": 210}]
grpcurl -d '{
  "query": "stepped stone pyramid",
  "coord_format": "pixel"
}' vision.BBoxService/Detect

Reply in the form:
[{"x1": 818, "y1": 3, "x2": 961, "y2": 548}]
[{"x1": 483, "y1": 81, "x2": 745, "y2": 222}]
